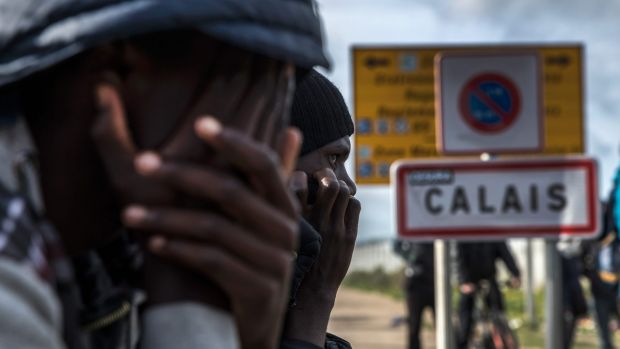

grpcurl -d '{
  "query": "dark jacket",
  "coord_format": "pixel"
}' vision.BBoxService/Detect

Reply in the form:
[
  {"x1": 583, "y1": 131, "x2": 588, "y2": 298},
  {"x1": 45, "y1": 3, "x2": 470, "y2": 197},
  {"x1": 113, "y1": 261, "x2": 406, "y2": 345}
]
[
  {"x1": 457, "y1": 242, "x2": 520, "y2": 284},
  {"x1": 582, "y1": 201, "x2": 620, "y2": 299},
  {"x1": 394, "y1": 241, "x2": 434, "y2": 283},
  {"x1": 0, "y1": 182, "x2": 142, "y2": 349},
  {"x1": 290, "y1": 219, "x2": 322, "y2": 307},
  {"x1": 284, "y1": 220, "x2": 352, "y2": 349},
  {"x1": 281, "y1": 334, "x2": 352, "y2": 349}
]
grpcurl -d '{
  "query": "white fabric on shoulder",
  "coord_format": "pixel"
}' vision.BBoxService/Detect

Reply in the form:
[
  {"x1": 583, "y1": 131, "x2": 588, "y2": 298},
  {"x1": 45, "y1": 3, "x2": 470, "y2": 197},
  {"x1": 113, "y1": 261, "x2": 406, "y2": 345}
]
[
  {"x1": 0, "y1": 258, "x2": 65, "y2": 349},
  {"x1": 141, "y1": 302, "x2": 240, "y2": 349},
  {"x1": 0, "y1": 116, "x2": 44, "y2": 211}
]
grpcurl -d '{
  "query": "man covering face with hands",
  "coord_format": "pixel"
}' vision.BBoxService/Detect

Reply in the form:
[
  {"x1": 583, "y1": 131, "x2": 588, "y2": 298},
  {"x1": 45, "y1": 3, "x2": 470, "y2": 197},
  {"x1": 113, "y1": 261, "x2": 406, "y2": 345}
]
[{"x1": 0, "y1": 1, "x2": 329, "y2": 348}]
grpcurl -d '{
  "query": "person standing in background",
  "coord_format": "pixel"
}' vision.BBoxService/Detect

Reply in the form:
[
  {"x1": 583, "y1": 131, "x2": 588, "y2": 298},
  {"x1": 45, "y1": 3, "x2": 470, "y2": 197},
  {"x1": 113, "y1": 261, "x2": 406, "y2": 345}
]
[
  {"x1": 394, "y1": 241, "x2": 435, "y2": 349},
  {"x1": 558, "y1": 237, "x2": 588, "y2": 349},
  {"x1": 456, "y1": 242, "x2": 521, "y2": 349}
]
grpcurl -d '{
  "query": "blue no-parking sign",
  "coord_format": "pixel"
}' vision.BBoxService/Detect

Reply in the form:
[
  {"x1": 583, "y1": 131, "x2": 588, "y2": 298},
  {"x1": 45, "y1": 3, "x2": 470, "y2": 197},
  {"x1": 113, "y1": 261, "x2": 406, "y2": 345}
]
[
  {"x1": 436, "y1": 52, "x2": 543, "y2": 155},
  {"x1": 459, "y1": 73, "x2": 521, "y2": 133}
]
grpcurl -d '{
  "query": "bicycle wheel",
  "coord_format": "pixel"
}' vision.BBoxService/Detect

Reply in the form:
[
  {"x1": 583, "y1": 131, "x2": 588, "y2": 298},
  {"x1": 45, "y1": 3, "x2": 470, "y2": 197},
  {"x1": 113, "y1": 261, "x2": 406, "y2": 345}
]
[
  {"x1": 491, "y1": 316, "x2": 519, "y2": 349},
  {"x1": 482, "y1": 330, "x2": 496, "y2": 349}
]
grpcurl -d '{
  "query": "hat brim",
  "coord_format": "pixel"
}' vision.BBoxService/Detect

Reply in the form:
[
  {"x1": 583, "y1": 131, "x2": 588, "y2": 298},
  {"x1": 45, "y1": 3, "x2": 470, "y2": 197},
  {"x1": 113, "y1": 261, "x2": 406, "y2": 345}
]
[{"x1": 0, "y1": 0, "x2": 330, "y2": 87}]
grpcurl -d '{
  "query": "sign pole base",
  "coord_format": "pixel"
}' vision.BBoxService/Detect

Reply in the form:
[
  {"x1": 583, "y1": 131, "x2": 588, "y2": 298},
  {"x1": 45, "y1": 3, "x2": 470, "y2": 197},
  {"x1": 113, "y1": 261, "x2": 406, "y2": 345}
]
[
  {"x1": 544, "y1": 240, "x2": 563, "y2": 349},
  {"x1": 525, "y1": 238, "x2": 538, "y2": 329},
  {"x1": 434, "y1": 240, "x2": 454, "y2": 349}
]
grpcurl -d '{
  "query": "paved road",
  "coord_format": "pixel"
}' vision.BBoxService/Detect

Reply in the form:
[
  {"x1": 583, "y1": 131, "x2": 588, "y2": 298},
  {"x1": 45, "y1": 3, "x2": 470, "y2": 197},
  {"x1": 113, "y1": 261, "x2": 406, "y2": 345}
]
[
  {"x1": 328, "y1": 287, "x2": 436, "y2": 349},
  {"x1": 327, "y1": 287, "x2": 606, "y2": 349}
]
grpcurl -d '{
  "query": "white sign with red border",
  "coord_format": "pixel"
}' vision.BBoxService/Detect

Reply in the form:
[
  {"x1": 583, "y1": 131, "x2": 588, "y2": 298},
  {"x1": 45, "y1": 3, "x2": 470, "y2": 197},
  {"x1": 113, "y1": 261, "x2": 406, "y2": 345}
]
[
  {"x1": 392, "y1": 157, "x2": 599, "y2": 241},
  {"x1": 436, "y1": 52, "x2": 543, "y2": 155}
]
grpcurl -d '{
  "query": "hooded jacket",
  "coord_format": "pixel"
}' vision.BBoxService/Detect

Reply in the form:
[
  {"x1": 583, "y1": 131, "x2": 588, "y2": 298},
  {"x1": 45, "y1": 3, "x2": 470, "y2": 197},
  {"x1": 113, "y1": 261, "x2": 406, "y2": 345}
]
[
  {"x1": 0, "y1": 1, "x2": 330, "y2": 348},
  {"x1": 0, "y1": 0, "x2": 329, "y2": 88},
  {"x1": 457, "y1": 242, "x2": 521, "y2": 284}
]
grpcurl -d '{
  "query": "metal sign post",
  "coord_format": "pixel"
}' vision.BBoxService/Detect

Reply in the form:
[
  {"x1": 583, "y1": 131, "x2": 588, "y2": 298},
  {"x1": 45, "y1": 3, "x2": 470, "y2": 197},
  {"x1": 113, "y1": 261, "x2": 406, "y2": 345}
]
[
  {"x1": 434, "y1": 239, "x2": 454, "y2": 349},
  {"x1": 525, "y1": 238, "x2": 538, "y2": 329},
  {"x1": 545, "y1": 240, "x2": 563, "y2": 349}
]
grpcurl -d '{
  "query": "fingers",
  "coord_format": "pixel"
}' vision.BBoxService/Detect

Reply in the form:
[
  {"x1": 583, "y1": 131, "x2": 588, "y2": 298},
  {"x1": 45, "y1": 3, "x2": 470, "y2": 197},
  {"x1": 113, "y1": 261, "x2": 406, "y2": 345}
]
[
  {"x1": 135, "y1": 154, "x2": 298, "y2": 251},
  {"x1": 91, "y1": 84, "x2": 137, "y2": 180},
  {"x1": 92, "y1": 84, "x2": 134, "y2": 153},
  {"x1": 278, "y1": 128, "x2": 302, "y2": 179},
  {"x1": 344, "y1": 197, "x2": 361, "y2": 242},
  {"x1": 235, "y1": 57, "x2": 279, "y2": 136},
  {"x1": 150, "y1": 238, "x2": 289, "y2": 304},
  {"x1": 123, "y1": 206, "x2": 291, "y2": 278},
  {"x1": 331, "y1": 180, "x2": 351, "y2": 227},
  {"x1": 91, "y1": 84, "x2": 174, "y2": 204},
  {"x1": 256, "y1": 64, "x2": 295, "y2": 146},
  {"x1": 161, "y1": 54, "x2": 256, "y2": 155},
  {"x1": 309, "y1": 169, "x2": 340, "y2": 224},
  {"x1": 290, "y1": 171, "x2": 308, "y2": 207},
  {"x1": 308, "y1": 169, "x2": 359, "y2": 241},
  {"x1": 194, "y1": 117, "x2": 298, "y2": 216}
]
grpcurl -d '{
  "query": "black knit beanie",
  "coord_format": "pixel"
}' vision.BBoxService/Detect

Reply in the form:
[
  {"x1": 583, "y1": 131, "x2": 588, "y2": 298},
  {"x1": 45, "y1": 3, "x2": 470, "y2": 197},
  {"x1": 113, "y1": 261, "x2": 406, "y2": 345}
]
[{"x1": 291, "y1": 69, "x2": 354, "y2": 156}]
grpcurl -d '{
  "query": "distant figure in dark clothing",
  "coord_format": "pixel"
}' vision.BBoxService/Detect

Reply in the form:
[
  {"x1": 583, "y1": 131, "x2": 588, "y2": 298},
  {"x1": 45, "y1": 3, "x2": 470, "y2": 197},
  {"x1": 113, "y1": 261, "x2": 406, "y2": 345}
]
[
  {"x1": 558, "y1": 238, "x2": 588, "y2": 349},
  {"x1": 394, "y1": 241, "x2": 435, "y2": 349},
  {"x1": 456, "y1": 242, "x2": 521, "y2": 349},
  {"x1": 584, "y1": 239, "x2": 620, "y2": 349},
  {"x1": 583, "y1": 202, "x2": 620, "y2": 349}
]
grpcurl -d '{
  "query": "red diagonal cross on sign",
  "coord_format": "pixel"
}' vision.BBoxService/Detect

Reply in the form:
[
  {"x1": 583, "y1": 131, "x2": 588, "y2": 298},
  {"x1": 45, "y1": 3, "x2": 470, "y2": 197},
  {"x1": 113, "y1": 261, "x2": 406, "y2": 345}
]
[{"x1": 458, "y1": 73, "x2": 521, "y2": 133}]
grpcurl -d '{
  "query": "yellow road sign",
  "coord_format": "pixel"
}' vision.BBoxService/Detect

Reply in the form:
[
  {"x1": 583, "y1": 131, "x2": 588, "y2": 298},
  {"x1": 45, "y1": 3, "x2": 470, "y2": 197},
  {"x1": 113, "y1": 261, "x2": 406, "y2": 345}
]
[{"x1": 353, "y1": 45, "x2": 584, "y2": 185}]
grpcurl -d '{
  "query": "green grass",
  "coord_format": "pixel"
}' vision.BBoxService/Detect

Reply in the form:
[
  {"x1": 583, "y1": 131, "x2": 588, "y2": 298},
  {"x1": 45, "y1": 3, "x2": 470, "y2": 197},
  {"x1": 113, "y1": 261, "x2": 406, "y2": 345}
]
[{"x1": 343, "y1": 266, "x2": 406, "y2": 300}]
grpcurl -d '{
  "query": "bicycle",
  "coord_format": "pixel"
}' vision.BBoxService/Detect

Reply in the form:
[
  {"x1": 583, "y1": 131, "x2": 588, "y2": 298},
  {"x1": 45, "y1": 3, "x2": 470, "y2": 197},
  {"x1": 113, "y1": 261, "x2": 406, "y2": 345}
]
[{"x1": 469, "y1": 279, "x2": 520, "y2": 349}]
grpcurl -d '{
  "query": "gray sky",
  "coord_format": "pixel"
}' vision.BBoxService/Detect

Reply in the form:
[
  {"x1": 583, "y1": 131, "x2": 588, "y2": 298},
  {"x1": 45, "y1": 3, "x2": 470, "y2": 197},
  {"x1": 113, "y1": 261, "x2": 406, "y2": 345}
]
[{"x1": 317, "y1": 0, "x2": 620, "y2": 241}]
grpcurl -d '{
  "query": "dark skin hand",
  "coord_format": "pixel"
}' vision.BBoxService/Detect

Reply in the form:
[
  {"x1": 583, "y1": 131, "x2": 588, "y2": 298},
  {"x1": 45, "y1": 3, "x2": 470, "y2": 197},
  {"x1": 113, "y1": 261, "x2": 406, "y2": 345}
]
[
  {"x1": 74, "y1": 33, "x2": 299, "y2": 349},
  {"x1": 24, "y1": 31, "x2": 301, "y2": 348},
  {"x1": 285, "y1": 137, "x2": 361, "y2": 346},
  {"x1": 24, "y1": 31, "x2": 289, "y2": 255},
  {"x1": 460, "y1": 277, "x2": 521, "y2": 294},
  {"x1": 130, "y1": 120, "x2": 301, "y2": 349},
  {"x1": 92, "y1": 64, "x2": 301, "y2": 348}
]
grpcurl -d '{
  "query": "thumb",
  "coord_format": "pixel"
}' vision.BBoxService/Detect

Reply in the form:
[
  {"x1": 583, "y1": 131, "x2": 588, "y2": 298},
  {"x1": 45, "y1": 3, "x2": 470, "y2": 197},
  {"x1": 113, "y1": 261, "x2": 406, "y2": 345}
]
[
  {"x1": 91, "y1": 83, "x2": 173, "y2": 205},
  {"x1": 278, "y1": 127, "x2": 302, "y2": 180},
  {"x1": 91, "y1": 83, "x2": 137, "y2": 171},
  {"x1": 344, "y1": 197, "x2": 361, "y2": 242},
  {"x1": 290, "y1": 171, "x2": 309, "y2": 208}
]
